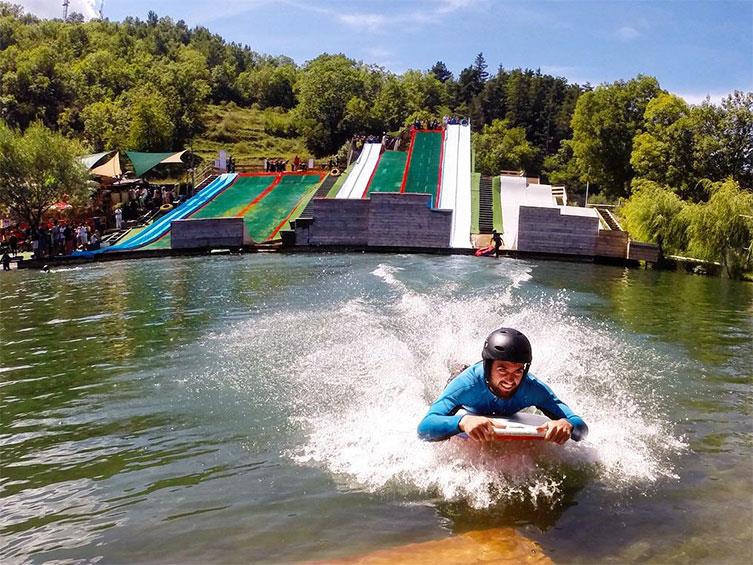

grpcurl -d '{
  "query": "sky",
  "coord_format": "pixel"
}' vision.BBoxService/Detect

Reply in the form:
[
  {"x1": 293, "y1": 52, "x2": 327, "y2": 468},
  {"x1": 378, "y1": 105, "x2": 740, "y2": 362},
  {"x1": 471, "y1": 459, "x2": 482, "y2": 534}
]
[{"x1": 16, "y1": 0, "x2": 753, "y2": 104}]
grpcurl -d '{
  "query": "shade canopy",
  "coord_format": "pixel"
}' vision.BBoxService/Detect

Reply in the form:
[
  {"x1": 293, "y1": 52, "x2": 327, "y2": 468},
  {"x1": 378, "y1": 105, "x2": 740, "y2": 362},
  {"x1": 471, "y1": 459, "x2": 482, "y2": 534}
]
[
  {"x1": 90, "y1": 152, "x2": 122, "y2": 178},
  {"x1": 126, "y1": 151, "x2": 186, "y2": 177},
  {"x1": 79, "y1": 151, "x2": 113, "y2": 170}
]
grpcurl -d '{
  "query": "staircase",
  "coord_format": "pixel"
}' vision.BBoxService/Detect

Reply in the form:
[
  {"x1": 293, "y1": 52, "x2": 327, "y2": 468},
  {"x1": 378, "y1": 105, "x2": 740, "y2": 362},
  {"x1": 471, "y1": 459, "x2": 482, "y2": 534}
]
[
  {"x1": 300, "y1": 174, "x2": 338, "y2": 218},
  {"x1": 479, "y1": 175, "x2": 494, "y2": 233},
  {"x1": 594, "y1": 206, "x2": 623, "y2": 231},
  {"x1": 192, "y1": 174, "x2": 218, "y2": 195}
]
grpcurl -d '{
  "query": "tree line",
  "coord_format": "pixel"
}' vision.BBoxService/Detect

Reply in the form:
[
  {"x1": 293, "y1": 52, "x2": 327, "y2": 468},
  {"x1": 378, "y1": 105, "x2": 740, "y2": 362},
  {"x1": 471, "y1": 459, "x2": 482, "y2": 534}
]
[{"x1": 0, "y1": 5, "x2": 580, "y2": 168}]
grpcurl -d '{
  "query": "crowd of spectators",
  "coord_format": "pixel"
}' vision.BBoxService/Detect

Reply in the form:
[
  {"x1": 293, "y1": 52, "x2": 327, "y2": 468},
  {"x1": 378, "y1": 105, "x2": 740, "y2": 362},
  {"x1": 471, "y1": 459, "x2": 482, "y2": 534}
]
[{"x1": 1, "y1": 221, "x2": 103, "y2": 262}]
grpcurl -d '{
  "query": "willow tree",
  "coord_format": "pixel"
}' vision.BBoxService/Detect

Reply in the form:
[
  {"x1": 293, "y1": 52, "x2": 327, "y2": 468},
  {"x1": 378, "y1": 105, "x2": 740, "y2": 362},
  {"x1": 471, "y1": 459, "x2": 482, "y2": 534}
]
[
  {"x1": 618, "y1": 180, "x2": 688, "y2": 257},
  {"x1": 0, "y1": 121, "x2": 90, "y2": 227},
  {"x1": 685, "y1": 179, "x2": 753, "y2": 278}
]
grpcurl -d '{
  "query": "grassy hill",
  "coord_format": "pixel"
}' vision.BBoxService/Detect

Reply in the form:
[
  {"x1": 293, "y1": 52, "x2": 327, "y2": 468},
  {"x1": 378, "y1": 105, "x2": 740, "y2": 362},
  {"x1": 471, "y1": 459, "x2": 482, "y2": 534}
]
[{"x1": 194, "y1": 103, "x2": 313, "y2": 169}]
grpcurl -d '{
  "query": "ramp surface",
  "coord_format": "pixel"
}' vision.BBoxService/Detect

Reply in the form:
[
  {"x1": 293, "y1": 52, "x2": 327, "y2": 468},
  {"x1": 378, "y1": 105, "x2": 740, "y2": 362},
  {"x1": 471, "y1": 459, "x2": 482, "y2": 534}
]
[
  {"x1": 243, "y1": 173, "x2": 323, "y2": 241},
  {"x1": 335, "y1": 143, "x2": 381, "y2": 199},
  {"x1": 438, "y1": 124, "x2": 472, "y2": 248},
  {"x1": 401, "y1": 130, "x2": 443, "y2": 205},
  {"x1": 366, "y1": 151, "x2": 407, "y2": 195}
]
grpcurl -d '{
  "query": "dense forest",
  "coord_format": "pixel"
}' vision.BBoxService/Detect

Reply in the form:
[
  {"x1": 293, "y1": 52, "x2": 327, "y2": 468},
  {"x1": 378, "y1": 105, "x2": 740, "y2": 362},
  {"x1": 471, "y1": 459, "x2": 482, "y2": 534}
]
[
  {"x1": 2, "y1": 4, "x2": 751, "y2": 198},
  {"x1": 0, "y1": 6, "x2": 579, "y2": 174},
  {"x1": 1, "y1": 3, "x2": 752, "y2": 276}
]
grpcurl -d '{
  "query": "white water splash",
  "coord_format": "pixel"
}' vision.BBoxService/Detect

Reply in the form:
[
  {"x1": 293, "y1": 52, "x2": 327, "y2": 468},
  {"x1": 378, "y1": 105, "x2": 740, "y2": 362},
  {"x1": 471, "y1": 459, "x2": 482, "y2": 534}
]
[{"x1": 201, "y1": 260, "x2": 685, "y2": 509}]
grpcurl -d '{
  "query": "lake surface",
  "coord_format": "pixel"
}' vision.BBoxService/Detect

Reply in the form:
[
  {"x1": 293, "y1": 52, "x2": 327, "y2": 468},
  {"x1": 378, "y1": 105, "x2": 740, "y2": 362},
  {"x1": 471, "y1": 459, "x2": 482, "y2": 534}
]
[{"x1": 1, "y1": 254, "x2": 751, "y2": 563}]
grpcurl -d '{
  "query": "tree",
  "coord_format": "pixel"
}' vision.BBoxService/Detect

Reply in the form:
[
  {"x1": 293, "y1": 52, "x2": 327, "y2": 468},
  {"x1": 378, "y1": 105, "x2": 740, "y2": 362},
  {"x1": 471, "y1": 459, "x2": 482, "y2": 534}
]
[
  {"x1": 571, "y1": 75, "x2": 662, "y2": 198},
  {"x1": 618, "y1": 179, "x2": 688, "y2": 258},
  {"x1": 371, "y1": 75, "x2": 410, "y2": 131},
  {"x1": 474, "y1": 119, "x2": 538, "y2": 176},
  {"x1": 715, "y1": 91, "x2": 753, "y2": 189},
  {"x1": 685, "y1": 179, "x2": 753, "y2": 278},
  {"x1": 126, "y1": 86, "x2": 174, "y2": 151},
  {"x1": 430, "y1": 61, "x2": 452, "y2": 83},
  {"x1": 0, "y1": 121, "x2": 90, "y2": 228},
  {"x1": 401, "y1": 70, "x2": 448, "y2": 115},
  {"x1": 630, "y1": 93, "x2": 699, "y2": 198},
  {"x1": 293, "y1": 54, "x2": 367, "y2": 156}
]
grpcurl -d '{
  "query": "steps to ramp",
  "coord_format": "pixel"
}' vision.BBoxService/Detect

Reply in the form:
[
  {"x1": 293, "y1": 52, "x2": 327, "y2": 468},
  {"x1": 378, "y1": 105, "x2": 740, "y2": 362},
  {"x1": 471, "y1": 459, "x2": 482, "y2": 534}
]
[
  {"x1": 478, "y1": 176, "x2": 494, "y2": 234},
  {"x1": 335, "y1": 143, "x2": 382, "y2": 199},
  {"x1": 301, "y1": 174, "x2": 338, "y2": 217},
  {"x1": 594, "y1": 206, "x2": 624, "y2": 231},
  {"x1": 401, "y1": 130, "x2": 443, "y2": 205},
  {"x1": 366, "y1": 151, "x2": 408, "y2": 195},
  {"x1": 111, "y1": 173, "x2": 238, "y2": 251},
  {"x1": 438, "y1": 124, "x2": 472, "y2": 248}
]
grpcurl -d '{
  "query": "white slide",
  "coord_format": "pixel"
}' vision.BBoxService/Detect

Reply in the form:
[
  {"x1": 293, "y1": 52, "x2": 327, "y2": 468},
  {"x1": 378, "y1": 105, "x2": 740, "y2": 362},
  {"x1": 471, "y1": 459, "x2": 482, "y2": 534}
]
[
  {"x1": 438, "y1": 124, "x2": 472, "y2": 248},
  {"x1": 500, "y1": 177, "x2": 598, "y2": 249},
  {"x1": 335, "y1": 143, "x2": 382, "y2": 199}
]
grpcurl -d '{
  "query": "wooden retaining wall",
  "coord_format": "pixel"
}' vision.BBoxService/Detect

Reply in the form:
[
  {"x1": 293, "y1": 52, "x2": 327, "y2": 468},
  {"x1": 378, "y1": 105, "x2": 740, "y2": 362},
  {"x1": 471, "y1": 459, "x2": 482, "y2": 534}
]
[
  {"x1": 628, "y1": 241, "x2": 660, "y2": 262},
  {"x1": 516, "y1": 206, "x2": 599, "y2": 256},
  {"x1": 171, "y1": 217, "x2": 246, "y2": 249},
  {"x1": 595, "y1": 230, "x2": 629, "y2": 259}
]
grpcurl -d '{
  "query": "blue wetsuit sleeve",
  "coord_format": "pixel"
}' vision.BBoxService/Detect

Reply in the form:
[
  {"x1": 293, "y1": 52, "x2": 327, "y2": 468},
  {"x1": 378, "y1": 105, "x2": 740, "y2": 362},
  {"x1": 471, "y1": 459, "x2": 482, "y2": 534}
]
[
  {"x1": 417, "y1": 376, "x2": 471, "y2": 441},
  {"x1": 530, "y1": 378, "x2": 589, "y2": 441}
]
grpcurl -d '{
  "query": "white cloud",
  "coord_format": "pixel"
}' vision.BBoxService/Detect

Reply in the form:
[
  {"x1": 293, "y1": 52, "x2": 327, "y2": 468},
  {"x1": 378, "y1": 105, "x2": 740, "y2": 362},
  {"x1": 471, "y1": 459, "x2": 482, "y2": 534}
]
[
  {"x1": 673, "y1": 90, "x2": 732, "y2": 106},
  {"x1": 337, "y1": 12, "x2": 388, "y2": 32},
  {"x1": 18, "y1": 0, "x2": 99, "y2": 20},
  {"x1": 616, "y1": 25, "x2": 640, "y2": 41}
]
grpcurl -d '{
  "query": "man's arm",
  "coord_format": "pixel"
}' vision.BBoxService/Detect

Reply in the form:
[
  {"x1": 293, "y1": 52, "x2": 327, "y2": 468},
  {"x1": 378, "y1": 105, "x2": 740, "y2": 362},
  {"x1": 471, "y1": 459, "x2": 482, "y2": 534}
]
[
  {"x1": 416, "y1": 375, "x2": 476, "y2": 441},
  {"x1": 530, "y1": 377, "x2": 589, "y2": 442}
]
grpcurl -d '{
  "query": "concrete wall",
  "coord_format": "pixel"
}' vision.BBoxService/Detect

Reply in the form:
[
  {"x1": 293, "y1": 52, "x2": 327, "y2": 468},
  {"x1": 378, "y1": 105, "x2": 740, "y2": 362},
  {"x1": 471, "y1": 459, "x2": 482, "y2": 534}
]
[
  {"x1": 171, "y1": 217, "x2": 246, "y2": 249},
  {"x1": 368, "y1": 193, "x2": 451, "y2": 248},
  {"x1": 517, "y1": 206, "x2": 599, "y2": 256},
  {"x1": 595, "y1": 230, "x2": 629, "y2": 258},
  {"x1": 298, "y1": 198, "x2": 369, "y2": 246},
  {"x1": 298, "y1": 192, "x2": 452, "y2": 249}
]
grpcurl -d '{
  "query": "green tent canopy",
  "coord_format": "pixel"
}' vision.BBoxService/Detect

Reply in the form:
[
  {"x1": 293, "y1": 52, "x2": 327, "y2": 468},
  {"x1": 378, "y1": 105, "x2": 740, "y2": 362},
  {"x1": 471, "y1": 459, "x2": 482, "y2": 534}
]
[{"x1": 126, "y1": 151, "x2": 186, "y2": 177}]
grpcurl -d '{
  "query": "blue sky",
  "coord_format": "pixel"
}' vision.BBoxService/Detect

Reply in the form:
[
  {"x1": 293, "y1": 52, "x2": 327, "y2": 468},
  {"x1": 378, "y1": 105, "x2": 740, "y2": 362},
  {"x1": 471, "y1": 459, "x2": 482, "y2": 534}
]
[{"x1": 19, "y1": 0, "x2": 753, "y2": 103}]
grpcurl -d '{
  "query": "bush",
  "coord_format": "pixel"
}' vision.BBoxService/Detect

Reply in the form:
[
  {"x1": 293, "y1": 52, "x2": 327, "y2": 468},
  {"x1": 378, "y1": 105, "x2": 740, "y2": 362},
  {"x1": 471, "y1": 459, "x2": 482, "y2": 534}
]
[{"x1": 263, "y1": 113, "x2": 297, "y2": 138}]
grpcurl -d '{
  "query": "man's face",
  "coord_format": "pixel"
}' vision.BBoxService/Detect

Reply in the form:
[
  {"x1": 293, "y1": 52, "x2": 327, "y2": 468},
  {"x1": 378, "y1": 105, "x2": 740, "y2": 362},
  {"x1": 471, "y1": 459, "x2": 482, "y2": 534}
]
[{"x1": 488, "y1": 360, "x2": 525, "y2": 398}]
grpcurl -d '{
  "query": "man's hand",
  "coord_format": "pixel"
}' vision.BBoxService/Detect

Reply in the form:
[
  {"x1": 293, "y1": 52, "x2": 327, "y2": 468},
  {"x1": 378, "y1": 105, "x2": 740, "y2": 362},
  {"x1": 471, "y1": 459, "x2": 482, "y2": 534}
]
[
  {"x1": 537, "y1": 419, "x2": 573, "y2": 444},
  {"x1": 459, "y1": 415, "x2": 497, "y2": 442}
]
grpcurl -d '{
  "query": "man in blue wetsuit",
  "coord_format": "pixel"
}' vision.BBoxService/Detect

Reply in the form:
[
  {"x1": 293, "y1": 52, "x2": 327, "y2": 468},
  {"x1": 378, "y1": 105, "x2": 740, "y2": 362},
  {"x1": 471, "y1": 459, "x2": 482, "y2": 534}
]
[{"x1": 418, "y1": 327, "x2": 588, "y2": 444}]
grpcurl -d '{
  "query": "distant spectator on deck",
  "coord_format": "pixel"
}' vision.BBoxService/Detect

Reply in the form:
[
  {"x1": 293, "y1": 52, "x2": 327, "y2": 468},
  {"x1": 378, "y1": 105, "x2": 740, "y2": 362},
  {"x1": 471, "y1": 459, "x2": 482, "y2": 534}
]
[
  {"x1": 63, "y1": 225, "x2": 73, "y2": 255},
  {"x1": 492, "y1": 229, "x2": 502, "y2": 258},
  {"x1": 115, "y1": 207, "x2": 123, "y2": 230},
  {"x1": 9, "y1": 234, "x2": 18, "y2": 257},
  {"x1": 2, "y1": 250, "x2": 10, "y2": 271}
]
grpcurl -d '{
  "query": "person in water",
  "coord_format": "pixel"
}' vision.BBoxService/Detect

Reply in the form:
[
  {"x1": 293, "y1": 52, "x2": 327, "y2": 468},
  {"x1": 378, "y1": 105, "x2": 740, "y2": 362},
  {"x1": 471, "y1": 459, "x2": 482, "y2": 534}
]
[{"x1": 417, "y1": 327, "x2": 588, "y2": 444}]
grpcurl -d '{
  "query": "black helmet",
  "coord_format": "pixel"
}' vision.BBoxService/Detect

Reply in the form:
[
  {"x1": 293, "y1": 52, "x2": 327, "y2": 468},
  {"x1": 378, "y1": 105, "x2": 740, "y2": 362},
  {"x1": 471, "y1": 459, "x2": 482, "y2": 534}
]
[{"x1": 482, "y1": 327, "x2": 532, "y2": 380}]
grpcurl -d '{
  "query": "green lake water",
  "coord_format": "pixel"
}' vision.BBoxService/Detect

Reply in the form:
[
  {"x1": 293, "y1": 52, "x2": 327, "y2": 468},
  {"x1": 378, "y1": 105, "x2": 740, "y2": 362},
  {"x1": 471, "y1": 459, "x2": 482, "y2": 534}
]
[{"x1": 1, "y1": 254, "x2": 751, "y2": 563}]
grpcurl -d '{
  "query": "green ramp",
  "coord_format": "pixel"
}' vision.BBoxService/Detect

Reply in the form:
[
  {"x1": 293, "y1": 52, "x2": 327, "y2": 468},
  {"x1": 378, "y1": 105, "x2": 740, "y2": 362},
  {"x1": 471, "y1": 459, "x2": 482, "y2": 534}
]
[
  {"x1": 141, "y1": 175, "x2": 276, "y2": 250},
  {"x1": 367, "y1": 151, "x2": 407, "y2": 194},
  {"x1": 244, "y1": 174, "x2": 322, "y2": 242},
  {"x1": 402, "y1": 131, "x2": 442, "y2": 205}
]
